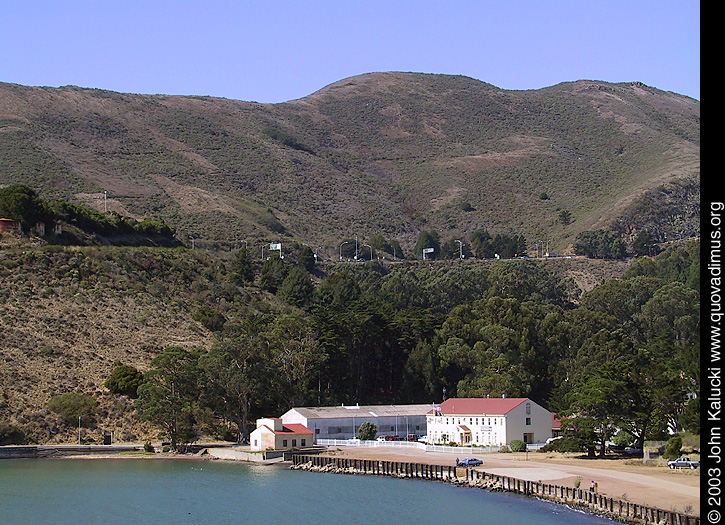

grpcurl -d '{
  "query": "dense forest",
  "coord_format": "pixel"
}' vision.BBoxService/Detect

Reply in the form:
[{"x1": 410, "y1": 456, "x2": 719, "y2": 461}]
[
  {"x1": 122, "y1": 237, "x2": 698, "y2": 452},
  {"x1": 0, "y1": 186, "x2": 699, "y2": 452}
]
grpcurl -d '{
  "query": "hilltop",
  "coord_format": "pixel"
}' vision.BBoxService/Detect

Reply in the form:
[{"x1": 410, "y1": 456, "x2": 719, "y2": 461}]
[{"x1": 0, "y1": 73, "x2": 700, "y2": 254}]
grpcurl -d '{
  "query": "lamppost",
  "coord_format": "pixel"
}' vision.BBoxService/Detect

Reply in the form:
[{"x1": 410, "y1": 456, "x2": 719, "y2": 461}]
[
  {"x1": 363, "y1": 244, "x2": 373, "y2": 261},
  {"x1": 455, "y1": 239, "x2": 463, "y2": 260},
  {"x1": 340, "y1": 241, "x2": 350, "y2": 261}
]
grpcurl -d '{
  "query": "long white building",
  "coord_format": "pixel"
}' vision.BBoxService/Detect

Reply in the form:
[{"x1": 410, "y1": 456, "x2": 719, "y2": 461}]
[
  {"x1": 426, "y1": 397, "x2": 553, "y2": 446},
  {"x1": 281, "y1": 404, "x2": 433, "y2": 442}
]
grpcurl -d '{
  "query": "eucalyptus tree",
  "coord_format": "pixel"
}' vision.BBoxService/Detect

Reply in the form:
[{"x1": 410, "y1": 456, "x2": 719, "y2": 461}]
[
  {"x1": 198, "y1": 323, "x2": 270, "y2": 444},
  {"x1": 135, "y1": 346, "x2": 204, "y2": 451}
]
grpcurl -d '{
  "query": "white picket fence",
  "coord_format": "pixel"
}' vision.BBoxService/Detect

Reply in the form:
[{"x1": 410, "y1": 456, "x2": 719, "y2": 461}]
[{"x1": 316, "y1": 439, "x2": 544, "y2": 454}]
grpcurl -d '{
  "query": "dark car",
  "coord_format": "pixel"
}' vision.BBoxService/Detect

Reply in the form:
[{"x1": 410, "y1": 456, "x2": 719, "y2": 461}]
[{"x1": 456, "y1": 457, "x2": 483, "y2": 467}]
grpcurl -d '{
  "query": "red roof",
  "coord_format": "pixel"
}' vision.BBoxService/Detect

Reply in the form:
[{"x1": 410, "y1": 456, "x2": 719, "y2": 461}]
[
  {"x1": 263, "y1": 423, "x2": 313, "y2": 436},
  {"x1": 552, "y1": 414, "x2": 562, "y2": 429},
  {"x1": 430, "y1": 397, "x2": 529, "y2": 415}
]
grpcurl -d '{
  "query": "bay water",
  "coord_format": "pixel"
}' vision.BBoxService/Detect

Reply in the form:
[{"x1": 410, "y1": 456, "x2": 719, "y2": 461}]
[{"x1": 1, "y1": 458, "x2": 613, "y2": 524}]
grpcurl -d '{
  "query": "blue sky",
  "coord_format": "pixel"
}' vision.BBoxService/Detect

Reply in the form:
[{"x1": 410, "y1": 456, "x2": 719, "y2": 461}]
[{"x1": 1, "y1": 1, "x2": 699, "y2": 103}]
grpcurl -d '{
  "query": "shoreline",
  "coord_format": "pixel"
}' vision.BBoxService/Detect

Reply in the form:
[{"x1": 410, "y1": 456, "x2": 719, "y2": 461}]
[
  {"x1": 290, "y1": 454, "x2": 700, "y2": 525},
  {"x1": 2, "y1": 443, "x2": 700, "y2": 518}
]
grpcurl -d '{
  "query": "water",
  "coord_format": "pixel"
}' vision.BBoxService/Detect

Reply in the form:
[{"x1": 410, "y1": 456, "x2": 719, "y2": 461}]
[{"x1": 0, "y1": 458, "x2": 613, "y2": 524}]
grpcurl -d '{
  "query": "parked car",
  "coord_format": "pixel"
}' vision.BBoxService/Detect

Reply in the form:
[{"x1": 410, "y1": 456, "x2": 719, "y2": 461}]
[
  {"x1": 667, "y1": 457, "x2": 700, "y2": 469},
  {"x1": 456, "y1": 457, "x2": 483, "y2": 467}
]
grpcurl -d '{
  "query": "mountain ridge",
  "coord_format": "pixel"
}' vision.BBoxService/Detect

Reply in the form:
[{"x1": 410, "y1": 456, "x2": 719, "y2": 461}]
[{"x1": 0, "y1": 72, "x2": 700, "y2": 255}]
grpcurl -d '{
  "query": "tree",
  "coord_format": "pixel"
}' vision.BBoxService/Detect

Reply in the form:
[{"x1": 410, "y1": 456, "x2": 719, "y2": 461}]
[
  {"x1": 230, "y1": 247, "x2": 254, "y2": 284},
  {"x1": 558, "y1": 209, "x2": 572, "y2": 225},
  {"x1": 414, "y1": 230, "x2": 440, "y2": 259},
  {"x1": 277, "y1": 266, "x2": 314, "y2": 308},
  {"x1": 105, "y1": 364, "x2": 144, "y2": 398},
  {"x1": 0, "y1": 184, "x2": 52, "y2": 230},
  {"x1": 558, "y1": 362, "x2": 630, "y2": 456},
  {"x1": 574, "y1": 230, "x2": 626, "y2": 259},
  {"x1": 135, "y1": 346, "x2": 203, "y2": 450},
  {"x1": 265, "y1": 312, "x2": 326, "y2": 408},
  {"x1": 259, "y1": 255, "x2": 289, "y2": 293},
  {"x1": 198, "y1": 327, "x2": 269, "y2": 443},
  {"x1": 358, "y1": 421, "x2": 377, "y2": 440},
  {"x1": 297, "y1": 246, "x2": 315, "y2": 272}
]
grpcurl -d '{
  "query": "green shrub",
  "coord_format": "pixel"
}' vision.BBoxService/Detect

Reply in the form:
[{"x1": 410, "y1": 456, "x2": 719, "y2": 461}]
[
  {"x1": 0, "y1": 423, "x2": 25, "y2": 445},
  {"x1": 357, "y1": 421, "x2": 377, "y2": 441},
  {"x1": 509, "y1": 439, "x2": 527, "y2": 452},
  {"x1": 539, "y1": 437, "x2": 586, "y2": 453},
  {"x1": 47, "y1": 392, "x2": 97, "y2": 425},
  {"x1": 105, "y1": 364, "x2": 144, "y2": 398},
  {"x1": 663, "y1": 435, "x2": 683, "y2": 459},
  {"x1": 193, "y1": 305, "x2": 226, "y2": 332}
]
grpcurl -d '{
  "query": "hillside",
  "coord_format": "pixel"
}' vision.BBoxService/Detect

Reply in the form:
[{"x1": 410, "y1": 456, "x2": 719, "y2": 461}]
[
  {"x1": 0, "y1": 73, "x2": 700, "y2": 254},
  {"x1": 0, "y1": 238, "x2": 640, "y2": 445}
]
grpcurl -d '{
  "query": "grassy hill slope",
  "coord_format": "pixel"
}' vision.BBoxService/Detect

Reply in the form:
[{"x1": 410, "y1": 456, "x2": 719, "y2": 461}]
[{"x1": 0, "y1": 73, "x2": 699, "y2": 254}]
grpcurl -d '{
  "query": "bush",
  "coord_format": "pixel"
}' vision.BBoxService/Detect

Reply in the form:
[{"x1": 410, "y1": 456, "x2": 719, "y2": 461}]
[
  {"x1": 105, "y1": 364, "x2": 144, "y2": 398},
  {"x1": 663, "y1": 435, "x2": 683, "y2": 459},
  {"x1": 539, "y1": 437, "x2": 587, "y2": 453},
  {"x1": 357, "y1": 421, "x2": 377, "y2": 441},
  {"x1": 193, "y1": 306, "x2": 226, "y2": 332},
  {"x1": 509, "y1": 439, "x2": 527, "y2": 452},
  {"x1": 47, "y1": 392, "x2": 97, "y2": 425},
  {"x1": 0, "y1": 423, "x2": 25, "y2": 445}
]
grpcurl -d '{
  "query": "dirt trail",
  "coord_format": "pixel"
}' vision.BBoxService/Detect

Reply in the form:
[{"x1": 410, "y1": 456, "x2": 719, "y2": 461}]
[{"x1": 328, "y1": 447, "x2": 700, "y2": 516}]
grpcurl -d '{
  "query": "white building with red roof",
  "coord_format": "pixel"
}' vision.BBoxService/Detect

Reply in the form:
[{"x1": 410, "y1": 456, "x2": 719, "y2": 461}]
[
  {"x1": 426, "y1": 397, "x2": 553, "y2": 447},
  {"x1": 250, "y1": 417, "x2": 314, "y2": 451}
]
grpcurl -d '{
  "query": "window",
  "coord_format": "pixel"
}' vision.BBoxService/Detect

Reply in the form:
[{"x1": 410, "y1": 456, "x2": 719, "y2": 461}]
[
  {"x1": 526, "y1": 403, "x2": 531, "y2": 415},
  {"x1": 301, "y1": 439, "x2": 306, "y2": 447},
  {"x1": 315, "y1": 429, "x2": 320, "y2": 434},
  {"x1": 526, "y1": 418, "x2": 531, "y2": 425},
  {"x1": 292, "y1": 439, "x2": 297, "y2": 447},
  {"x1": 283, "y1": 439, "x2": 288, "y2": 447}
]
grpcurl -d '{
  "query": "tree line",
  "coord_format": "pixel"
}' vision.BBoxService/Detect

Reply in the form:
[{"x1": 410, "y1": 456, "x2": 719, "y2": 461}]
[
  {"x1": 0, "y1": 184, "x2": 175, "y2": 239},
  {"x1": 103, "y1": 240, "x2": 698, "y2": 452}
]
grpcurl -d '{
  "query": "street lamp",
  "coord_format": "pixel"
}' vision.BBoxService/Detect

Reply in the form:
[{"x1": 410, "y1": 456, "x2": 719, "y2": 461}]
[
  {"x1": 340, "y1": 241, "x2": 350, "y2": 261},
  {"x1": 455, "y1": 239, "x2": 463, "y2": 260},
  {"x1": 363, "y1": 244, "x2": 373, "y2": 261}
]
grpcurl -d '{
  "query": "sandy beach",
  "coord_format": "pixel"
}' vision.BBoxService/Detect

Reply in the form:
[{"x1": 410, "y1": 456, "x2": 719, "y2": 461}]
[{"x1": 322, "y1": 447, "x2": 700, "y2": 516}]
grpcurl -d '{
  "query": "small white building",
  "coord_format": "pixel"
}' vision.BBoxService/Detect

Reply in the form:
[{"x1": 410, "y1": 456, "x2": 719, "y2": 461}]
[
  {"x1": 249, "y1": 418, "x2": 313, "y2": 451},
  {"x1": 281, "y1": 404, "x2": 432, "y2": 442},
  {"x1": 426, "y1": 397, "x2": 553, "y2": 447}
]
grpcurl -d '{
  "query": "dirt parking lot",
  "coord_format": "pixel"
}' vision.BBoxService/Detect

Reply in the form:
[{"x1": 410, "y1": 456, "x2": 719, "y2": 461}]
[{"x1": 325, "y1": 447, "x2": 700, "y2": 516}]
